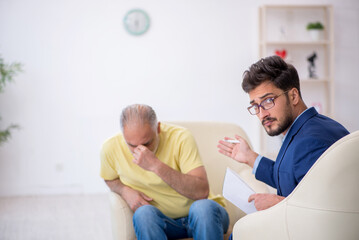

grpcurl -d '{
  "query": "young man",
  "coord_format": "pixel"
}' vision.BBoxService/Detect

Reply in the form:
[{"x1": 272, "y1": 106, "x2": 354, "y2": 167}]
[
  {"x1": 101, "y1": 104, "x2": 229, "y2": 240},
  {"x1": 218, "y1": 56, "x2": 349, "y2": 211}
]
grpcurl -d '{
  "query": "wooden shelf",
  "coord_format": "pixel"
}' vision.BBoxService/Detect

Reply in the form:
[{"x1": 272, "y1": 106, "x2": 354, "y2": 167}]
[
  {"x1": 258, "y1": 4, "x2": 334, "y2": 157},
  {"x1": 262, "y1": 5, "x2": 332, "y2": 9},
  {"x1": 301, "y1": 78, "x2": 330, "y2": 83},
  {"x1": 261, "y1": 41, "x2": 331, "y2": 46}
]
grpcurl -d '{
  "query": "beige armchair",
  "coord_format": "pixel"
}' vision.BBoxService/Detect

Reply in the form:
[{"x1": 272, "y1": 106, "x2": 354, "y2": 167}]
[
  {"x1": 108, "y1": 121, "x2": 269, "y2": 240},
  {"x1": 232, "y1": 130, "x2": 359, "y2": 240}
]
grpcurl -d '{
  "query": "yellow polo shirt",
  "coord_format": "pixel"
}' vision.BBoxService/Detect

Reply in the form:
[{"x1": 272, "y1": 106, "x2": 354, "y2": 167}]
[{"x1": 100, "y1": 123, "x2": 225, "y2": 218}]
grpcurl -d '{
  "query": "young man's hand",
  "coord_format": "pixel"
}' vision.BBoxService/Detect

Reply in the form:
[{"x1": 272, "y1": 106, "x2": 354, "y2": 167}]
[
  {"x1": 248, "y1": 193, "x2": 284, "y2": 211},
  {"x1": 217, "y1": 135, "x2": 258, "y2": 168}
]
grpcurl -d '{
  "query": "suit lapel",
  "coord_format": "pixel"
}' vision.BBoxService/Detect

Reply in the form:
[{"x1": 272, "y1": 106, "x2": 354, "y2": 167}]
[
  {"x1": 274, "y1": 107, "x2": 318, "y2": 194},
  {"x1": 275, "y1": 107, "x2": 318, "y2": 162}
]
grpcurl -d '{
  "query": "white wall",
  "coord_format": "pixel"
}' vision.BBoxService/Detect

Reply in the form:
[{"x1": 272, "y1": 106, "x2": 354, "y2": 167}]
[{"x1": 0, "y1": 0, "x2": 358, "y2": 196}]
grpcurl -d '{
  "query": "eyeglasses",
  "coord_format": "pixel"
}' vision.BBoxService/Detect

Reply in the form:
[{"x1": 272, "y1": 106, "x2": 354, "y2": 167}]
[{"x1": 247, "y1": 91, "x2": 289, "y2": 115}]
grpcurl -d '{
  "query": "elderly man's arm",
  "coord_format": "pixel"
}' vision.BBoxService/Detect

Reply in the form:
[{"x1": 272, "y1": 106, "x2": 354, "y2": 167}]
[
  {"x1": 105, "y1": 178, "x2": 152, "y2": 212},
  {"x1": 155, "y1": 165, "x2": 209, "y2": 200},
  {"x1": 132, "y1": 145, "x2": 209, "y2": 200}
]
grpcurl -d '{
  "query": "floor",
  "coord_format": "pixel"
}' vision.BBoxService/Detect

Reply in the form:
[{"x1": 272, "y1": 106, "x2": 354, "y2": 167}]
[{"x1": 0, "y1": 194, "x2": 112, "y2": 240}]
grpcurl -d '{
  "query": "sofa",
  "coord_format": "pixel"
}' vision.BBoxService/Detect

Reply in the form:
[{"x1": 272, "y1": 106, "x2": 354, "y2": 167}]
[{"x1": 108, "y1": 121, "x2": 270, "y2": 240}]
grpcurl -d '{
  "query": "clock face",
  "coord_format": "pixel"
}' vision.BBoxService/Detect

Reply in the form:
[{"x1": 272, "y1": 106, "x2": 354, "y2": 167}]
[{"x1": 124, "y1": 9, "x2": 150, "y2": 36}]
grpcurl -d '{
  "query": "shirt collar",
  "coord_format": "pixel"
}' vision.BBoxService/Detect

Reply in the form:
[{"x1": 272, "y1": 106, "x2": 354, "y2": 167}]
[{"x1": 282, "y1": 107, "x2": 311, "y2": 143}]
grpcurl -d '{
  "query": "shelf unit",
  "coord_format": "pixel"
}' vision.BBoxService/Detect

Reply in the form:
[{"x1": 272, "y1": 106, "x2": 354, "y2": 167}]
[{"x1": 258, "y1": 5, "x2": 334, "y2": 158}]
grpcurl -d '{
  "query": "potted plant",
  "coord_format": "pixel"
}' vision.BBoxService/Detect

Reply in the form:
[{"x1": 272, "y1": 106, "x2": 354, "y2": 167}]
[
  {"x1": 0, "y1": 56, "x2": 22, "y2": 145},
  {"x1": 306, "y1": 21, "x2": 324, "y2": 41}
]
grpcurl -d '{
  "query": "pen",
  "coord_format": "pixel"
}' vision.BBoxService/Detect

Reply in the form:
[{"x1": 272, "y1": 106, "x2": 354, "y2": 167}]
[{"x1": 224, "y1": 139, "x2": 240, "y2": 144}]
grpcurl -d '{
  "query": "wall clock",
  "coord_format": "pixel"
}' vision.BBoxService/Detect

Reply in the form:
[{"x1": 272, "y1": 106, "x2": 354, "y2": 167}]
[{"x1": 123, "y1": 9, "x2": 150, "y2": 36}]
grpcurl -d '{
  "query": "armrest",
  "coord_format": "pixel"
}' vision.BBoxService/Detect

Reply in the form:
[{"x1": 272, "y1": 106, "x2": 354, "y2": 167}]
[
  {"x1": 108, "y1": 191, "x2": 135, "y2": 240},
  {"x1": 232, "y1": 203, "x2": 288, "y2": 239}
]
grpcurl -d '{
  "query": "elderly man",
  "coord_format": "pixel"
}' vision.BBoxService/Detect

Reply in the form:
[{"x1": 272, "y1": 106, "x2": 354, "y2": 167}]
[
  {"x1": 100, "y1": 104, "x2": 229, "y2": 240},
  {"x1": 218, "y1": 55, "x2": 349, "y2": 211}
]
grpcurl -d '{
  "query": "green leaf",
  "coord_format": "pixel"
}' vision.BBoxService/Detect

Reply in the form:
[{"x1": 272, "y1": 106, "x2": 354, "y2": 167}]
[
  {"x1": 0, "y1": 124, "x2": 19, "y2": 145},
  {"x1": 0, "y1": 55, "x2": 23, "y2": 145},
  {"x1": 0, "y1": 56, "x2": 23, "y2": 92},
  {"x1": 306, "y1": 22, "x2": 324, "y2": 30}
]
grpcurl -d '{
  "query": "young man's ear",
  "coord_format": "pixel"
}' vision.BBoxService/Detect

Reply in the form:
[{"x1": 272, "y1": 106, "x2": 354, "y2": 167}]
[{"x1": 290, "y1": 88, "x2": 300, "y2": 105}]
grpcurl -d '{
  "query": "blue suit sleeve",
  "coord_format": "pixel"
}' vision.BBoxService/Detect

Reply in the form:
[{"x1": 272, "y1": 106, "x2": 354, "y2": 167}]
[
  {"x1": 252, "y1": 155, "x2": 263, "y2": 175},
  {"x1": 255, "y1": 156, "x2": 277, "y2": 189}
]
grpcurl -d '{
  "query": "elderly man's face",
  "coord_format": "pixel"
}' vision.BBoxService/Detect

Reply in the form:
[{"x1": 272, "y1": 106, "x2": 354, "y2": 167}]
[
  {"x1": 249, "y1": 82, "x2": 294, "y2": 136},
  {"x1": 123, "y1": 122, "x2": 160, "y2": 154}
]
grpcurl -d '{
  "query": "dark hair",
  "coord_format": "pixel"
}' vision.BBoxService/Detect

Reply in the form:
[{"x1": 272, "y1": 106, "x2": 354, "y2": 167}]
[{"x1": 242, "y1": 55, "x2": 301, "y2": 98}]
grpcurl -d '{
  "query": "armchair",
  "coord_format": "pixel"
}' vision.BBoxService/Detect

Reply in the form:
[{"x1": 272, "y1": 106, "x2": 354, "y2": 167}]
[
  {"x1": 232, "y1": 130, "x2": 359, "y2": 240},
  {"x1": 108, "y1": 121, "x2": 269, "y2": 240}
]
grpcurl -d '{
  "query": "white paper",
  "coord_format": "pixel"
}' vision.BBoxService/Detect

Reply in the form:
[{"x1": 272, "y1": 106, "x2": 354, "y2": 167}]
[{"x1": 222, "y1": 167, "x2": 257, "y2": 214}]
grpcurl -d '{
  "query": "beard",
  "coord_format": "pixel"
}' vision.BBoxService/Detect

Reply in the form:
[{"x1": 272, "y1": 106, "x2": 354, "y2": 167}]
[{"x1": 262, "y1": 105, "x2": 294, "y2": 137}]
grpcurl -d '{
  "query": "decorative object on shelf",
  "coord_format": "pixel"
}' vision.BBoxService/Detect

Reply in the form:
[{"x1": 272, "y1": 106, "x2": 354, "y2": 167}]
[
  {"x1": 0, "y1": 56, "x2": 22, "y2": 145},
  {"x1": 275, "y1": 49, "x2": 287, "y2": 59},
  {"x1": 307, "y1": 52, "x2": 317, "y2": 79},
  {"x1": 123, "y1": 9, "x2": 150, "y2": 36},
  {"x1": 279, "y1": 25, "x2": 287, "y2": 40},
  {"x1": 306, "y1": 21, "x2": 324, "y2": 41},
  {"x1": 311, "y1": 102, "x2": 323, "y2": 114}
]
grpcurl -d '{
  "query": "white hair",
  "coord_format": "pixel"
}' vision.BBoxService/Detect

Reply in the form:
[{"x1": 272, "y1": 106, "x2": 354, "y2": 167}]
[{"x1": 120, "y1": 104, "x2": 158, "y2": 131}]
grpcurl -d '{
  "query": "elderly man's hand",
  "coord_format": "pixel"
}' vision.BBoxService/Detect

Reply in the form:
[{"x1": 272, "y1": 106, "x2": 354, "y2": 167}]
[
  {"x1": 121, "y1": 185, "x2": 152, "y2": 212},
  {"x1": 132, "y1": 145, "x2": 160, "y2": 172}
]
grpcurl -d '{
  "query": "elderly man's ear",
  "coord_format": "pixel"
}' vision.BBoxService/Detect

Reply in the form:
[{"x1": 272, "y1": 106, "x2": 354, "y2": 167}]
[{"x1": 157, "y1": 122, "x2": 161, "y2": 134}]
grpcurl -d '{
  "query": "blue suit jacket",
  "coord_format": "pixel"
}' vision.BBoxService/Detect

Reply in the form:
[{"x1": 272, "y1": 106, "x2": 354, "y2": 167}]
[{"x1": 255, "y1": 107, "x2": 349, "y2": 197}]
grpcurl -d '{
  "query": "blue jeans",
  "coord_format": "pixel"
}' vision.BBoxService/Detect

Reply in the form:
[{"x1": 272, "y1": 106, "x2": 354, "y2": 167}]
[{"x1": 133, "y1": 199, "x2": 229, "y2": 240}]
